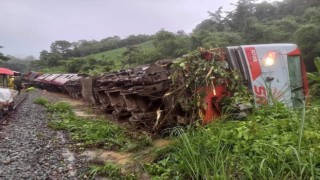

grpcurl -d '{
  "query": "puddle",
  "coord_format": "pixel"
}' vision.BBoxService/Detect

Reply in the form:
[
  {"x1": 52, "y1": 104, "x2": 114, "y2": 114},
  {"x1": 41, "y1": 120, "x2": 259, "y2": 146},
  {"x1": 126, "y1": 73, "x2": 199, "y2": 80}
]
[
  {"x1": 57, "y1": 132, "x2": 77, "y2": 177},
  {"x1": 100, "y1": 151, "x2": 133, "y2": 165},
  {"x1": 74, "y1": 110, "x2": 95, "y2": 117},
  {"x1": 81, "y1": 150, "x2": 133, "y2": 165},
  {"x1": 61, "y1": 99, "x2": 84, "y2": 106},
  {"x1": 154, "y1": 139, "x2": 172, "y2": 147}
]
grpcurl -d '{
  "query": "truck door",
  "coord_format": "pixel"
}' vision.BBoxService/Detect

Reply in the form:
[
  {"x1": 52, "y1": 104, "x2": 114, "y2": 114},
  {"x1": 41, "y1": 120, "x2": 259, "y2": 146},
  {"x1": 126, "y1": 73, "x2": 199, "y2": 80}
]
[{"x1": 287, "y1": 56, "x2": 304, "y2": 107}]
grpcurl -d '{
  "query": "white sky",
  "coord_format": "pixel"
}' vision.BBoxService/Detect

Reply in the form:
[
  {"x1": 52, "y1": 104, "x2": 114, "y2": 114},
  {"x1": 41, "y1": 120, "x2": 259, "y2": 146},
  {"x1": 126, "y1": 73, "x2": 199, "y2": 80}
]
[{"x1": 0, "y1": 0, "x2": 277, "y2": 58}]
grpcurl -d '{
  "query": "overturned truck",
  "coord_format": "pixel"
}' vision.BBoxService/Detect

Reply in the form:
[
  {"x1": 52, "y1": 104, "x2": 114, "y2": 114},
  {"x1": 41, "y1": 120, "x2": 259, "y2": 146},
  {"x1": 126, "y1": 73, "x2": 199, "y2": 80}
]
[{"x1": 81, "y1": 44, "x2": 309, "y2": 131}]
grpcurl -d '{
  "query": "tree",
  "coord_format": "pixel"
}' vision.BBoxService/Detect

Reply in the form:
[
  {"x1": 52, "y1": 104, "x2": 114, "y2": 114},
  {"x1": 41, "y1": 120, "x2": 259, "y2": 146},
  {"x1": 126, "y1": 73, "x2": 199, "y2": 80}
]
[
  {"x1": 122, "y1": 46, "x2": 142, "y2": 68},
  {"x1": 191, "y1": 30, "x2": 212, "y2": 49},
  {"x1": 253, "y1": 2, "x2": 277, "y2": 22},
  {"x1": 208, "y1": 7, "x2": 226, "y2": 31},
  {"x1": 202, "y1": 32, "x2": 244, "y2": 48},
  {"x1": 194, "y1": 19, "x2": 217, "y2": 33},
  {"x1": 241, "y1": 17, "x2": 266, "y2": 44},
  {"x1": 100, "y1": 36, "x2": 121, "y2": 51},
  {"x1": 65, "y1": 58, "x2": 87, "y2": 73},
  {"x1": 294, "y1": 24, "x2": 320, "y2": 71},
  {"x1": 153, "y1": 30, "x2": 178, "y2": 58},
  {"x1": 0, "y1": 53, "x2": 10, "y2": 61},
  {"x1": 177, "y1": 30, "x2": 186, "y2": 36},
  {"x1": 277, "y1": 0, "x2": 320, "y2": 17},
  {"x1": 263, "y1": 16, "x2": 298, "y2": 43},
  {"x1": 153, "y1": 29, "x2": 191, "y2": 58},
  {"x1": 302, "y1": 7, "x2": 320, "y2": 24},
  {"x1": 39, "y1": 50, "x2": 62, "y2": 66},
  {"x1": 50, "y1": 40, "x2": 72, "y2": 59},
  {"x1": 226, "y1": 0, "x2": 256, "y2": 32},
  {"x1": 0, "y1": 46, "x2": 10, "y2": 61}
]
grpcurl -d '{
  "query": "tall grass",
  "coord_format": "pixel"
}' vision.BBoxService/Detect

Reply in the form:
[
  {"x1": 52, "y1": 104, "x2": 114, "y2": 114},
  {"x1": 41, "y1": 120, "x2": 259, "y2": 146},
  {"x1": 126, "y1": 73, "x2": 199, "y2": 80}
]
[
  {"x1": 173, "y1": 128, "x2": 230, "y2": 179},
  {"x1": 147, "y1": 102, "x2": 320, "y2": 179},
  {"x1": 298, "y1": 100, "x2": 306, "y2": 151}
]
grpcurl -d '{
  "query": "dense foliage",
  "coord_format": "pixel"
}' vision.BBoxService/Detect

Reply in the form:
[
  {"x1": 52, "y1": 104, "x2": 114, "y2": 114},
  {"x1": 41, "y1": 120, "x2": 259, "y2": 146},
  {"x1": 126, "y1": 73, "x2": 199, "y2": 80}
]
[
  {"x1": 0, "y1": 55, "x2": 35, "y2": 73},
  {"x1": 0, "y1": 45, "x2": 10, "y2": 61},
  {"x1": 157, "y1": 48, "x2": 251, "y2": 129}
]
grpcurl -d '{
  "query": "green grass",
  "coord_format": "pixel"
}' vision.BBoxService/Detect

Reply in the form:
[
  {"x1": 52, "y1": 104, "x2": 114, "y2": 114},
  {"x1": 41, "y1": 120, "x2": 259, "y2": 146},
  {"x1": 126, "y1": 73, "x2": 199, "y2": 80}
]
[
  {"x1": 41, "y1": 65, "x2": 66, "y2": 73},
  {"x1": 44, "y1": 102, "x2": 130, "y2": 150},
  {"x1": 89, "y1": 162, "x2": 137, "y2": 179},
  {"x1": 87, "y1": 40, "x2": 155, "y2": 69},
  {"x1": 89, "y1": 41, "x2": 154, "y2": 59},
  {"x1": 34, "y1": 99, "x2": 152, "y2": 151},
  {"x1": 89, "y1": 162, "x2": 122, "y2": 179},
  {"x1": 50, "y1": 113, "x2": 129, "y2": 150},
  {"x1": 88, "y1": 47, "x2": 126, "y2": 68},
  {"x1": 146, "y1": 102, "x2": 320, "y2": 179},
  {"x1": 33, "y1": 97, "x2": 49, "y2": 106}
]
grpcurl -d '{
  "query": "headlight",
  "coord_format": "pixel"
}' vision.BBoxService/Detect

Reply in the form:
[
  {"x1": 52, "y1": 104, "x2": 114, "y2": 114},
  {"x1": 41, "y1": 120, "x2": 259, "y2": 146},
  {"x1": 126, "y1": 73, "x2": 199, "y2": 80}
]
[{"x1": 263, "y1": 52, "x2": 276, "y2": 67}]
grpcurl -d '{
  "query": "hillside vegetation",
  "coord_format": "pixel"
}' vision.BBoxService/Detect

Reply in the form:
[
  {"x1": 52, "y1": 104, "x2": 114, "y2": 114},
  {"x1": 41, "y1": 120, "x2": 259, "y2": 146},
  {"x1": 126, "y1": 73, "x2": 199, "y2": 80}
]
[
  {"x1": 29, "y1": 0, "x2": 320, "y2": 74},
  {"x1": 85, "y1": 40, "x2": 155, "y2": 71},
  {"x1": 89, "y1": 40, "x2": 154, "y2": 60}
]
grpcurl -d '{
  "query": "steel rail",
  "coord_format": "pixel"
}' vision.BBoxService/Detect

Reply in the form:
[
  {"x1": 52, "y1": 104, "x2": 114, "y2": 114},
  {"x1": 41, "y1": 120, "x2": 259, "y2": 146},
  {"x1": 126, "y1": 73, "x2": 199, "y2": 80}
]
[{"x1": 0, "y1": 93, "x2": 29, "y2": 125}]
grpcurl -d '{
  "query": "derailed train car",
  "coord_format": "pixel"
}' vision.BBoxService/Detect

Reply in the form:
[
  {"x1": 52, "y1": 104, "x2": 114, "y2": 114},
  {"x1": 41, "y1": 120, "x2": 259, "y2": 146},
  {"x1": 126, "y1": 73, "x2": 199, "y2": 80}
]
[
  {"x1": 93, "y1": 61, "x2": 172, "y2": 128},
  {"x1": 27, "y1": 44, "x2": 309, "y2": 131},
  {"x1": 32, "y1": 73, "x2": 87, "y2": 98}
]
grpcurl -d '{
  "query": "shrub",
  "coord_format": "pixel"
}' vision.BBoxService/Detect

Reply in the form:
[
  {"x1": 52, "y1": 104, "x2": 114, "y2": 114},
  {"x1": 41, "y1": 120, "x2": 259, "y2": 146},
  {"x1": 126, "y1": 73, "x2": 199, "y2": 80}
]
[
  {"x1": 46, "y1": 102, "x2": 73, "y2": 114},
  {"x1": 33, "y1": 97, "x2": 49, "y2": 106}
]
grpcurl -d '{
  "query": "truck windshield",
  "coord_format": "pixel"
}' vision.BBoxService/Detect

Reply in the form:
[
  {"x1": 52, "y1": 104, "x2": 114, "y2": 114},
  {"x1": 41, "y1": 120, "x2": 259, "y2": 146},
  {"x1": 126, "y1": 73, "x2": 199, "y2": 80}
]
[{"x1": 287, "y1": 56, "x2": 304, "y2": 107}]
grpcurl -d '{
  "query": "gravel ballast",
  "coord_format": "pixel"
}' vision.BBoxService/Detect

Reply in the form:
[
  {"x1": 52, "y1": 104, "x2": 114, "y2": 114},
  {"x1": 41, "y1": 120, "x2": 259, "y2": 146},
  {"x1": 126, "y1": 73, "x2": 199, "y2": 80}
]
[{"x1": 0, "y1": 91, "x2": 87, "y2": 179}]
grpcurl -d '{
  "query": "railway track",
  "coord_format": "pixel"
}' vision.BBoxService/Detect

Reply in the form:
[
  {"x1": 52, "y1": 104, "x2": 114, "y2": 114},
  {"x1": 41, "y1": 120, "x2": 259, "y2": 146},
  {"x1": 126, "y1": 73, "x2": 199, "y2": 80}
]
[{"x1": 0, "y1": 93, "x2": 29, "y2": 126}]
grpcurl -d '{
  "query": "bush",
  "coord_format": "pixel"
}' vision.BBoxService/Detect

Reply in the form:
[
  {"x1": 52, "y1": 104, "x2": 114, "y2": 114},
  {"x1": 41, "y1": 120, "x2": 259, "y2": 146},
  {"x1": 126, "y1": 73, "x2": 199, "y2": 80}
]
[
  {"x1": 46, "y1": 102, "x2": 73, "y2": 114},
  {"x1": 33, "y1": 97, "x2": 49, "y2": 106}
]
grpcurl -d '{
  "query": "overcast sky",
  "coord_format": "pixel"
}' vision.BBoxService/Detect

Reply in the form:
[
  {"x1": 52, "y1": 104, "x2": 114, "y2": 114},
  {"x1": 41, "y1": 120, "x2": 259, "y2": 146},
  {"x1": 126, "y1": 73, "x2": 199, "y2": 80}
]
[{"x1": 0, "y1": 0, "x2": 267, "y2": 58}]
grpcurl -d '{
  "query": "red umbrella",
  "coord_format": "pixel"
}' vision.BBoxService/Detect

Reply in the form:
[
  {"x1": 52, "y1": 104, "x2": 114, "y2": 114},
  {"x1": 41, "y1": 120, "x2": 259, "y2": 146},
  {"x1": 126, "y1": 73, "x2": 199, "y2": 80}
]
[{"x1": 0, "y1": 68, "x2": 14, "y2": 75}]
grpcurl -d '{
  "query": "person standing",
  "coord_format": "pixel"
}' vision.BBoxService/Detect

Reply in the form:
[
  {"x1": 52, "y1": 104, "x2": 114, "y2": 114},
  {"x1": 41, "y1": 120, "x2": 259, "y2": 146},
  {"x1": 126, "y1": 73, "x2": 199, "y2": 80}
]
[
  {"x1": 13, "y1": 77, "x2": 22, "y2": 95},
  {"x1": 8, "y1": 76, "x2": 15, "y2": 89}
]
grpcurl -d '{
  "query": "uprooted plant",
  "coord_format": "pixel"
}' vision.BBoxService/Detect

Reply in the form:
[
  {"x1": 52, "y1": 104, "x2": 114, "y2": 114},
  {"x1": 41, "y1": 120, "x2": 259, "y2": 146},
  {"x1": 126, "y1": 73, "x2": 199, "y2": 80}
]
[{"x1": 154, "y1": 48, "x2": 252, "y2": 130}]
